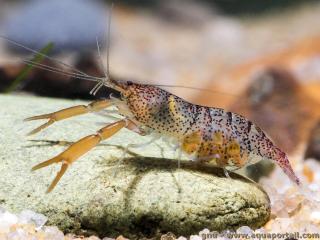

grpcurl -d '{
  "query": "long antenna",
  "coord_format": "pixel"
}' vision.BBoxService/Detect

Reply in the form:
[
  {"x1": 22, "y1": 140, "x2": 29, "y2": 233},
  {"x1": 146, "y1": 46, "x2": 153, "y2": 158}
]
[
  {"x1": 0, "y1": 35, "x2": 91, "y2": 78},
  {"x1": 90, "y1": 2, "x2": 114, "y2": 96},
  {"x1": 151, "y1": 84, "x2": 239, "y2": 98},
  {"x1": 90, "y1": 37, "x2": 107, "y2": 95},
  {"x1": 96, "y1": 36, "x2": 107, "y2": 78},
  {"x1": 107, "y1": 3, "x2": 114, "y2": 77},
  {"x1": 21, "y1": 59, "x2": 103, "y2": 82}
]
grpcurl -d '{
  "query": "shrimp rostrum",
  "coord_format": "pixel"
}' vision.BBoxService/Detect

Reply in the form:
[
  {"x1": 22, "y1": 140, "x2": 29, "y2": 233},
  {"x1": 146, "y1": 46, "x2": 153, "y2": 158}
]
[{"x1": 26, "y1": 74, "x2": 301, "y2": 192}]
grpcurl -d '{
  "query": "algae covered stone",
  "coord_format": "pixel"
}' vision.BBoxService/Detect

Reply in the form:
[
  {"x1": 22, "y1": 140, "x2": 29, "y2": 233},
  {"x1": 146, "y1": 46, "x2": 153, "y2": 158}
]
[{"x1": 0, "y1": 94, "x2": 270, "y2": 239}]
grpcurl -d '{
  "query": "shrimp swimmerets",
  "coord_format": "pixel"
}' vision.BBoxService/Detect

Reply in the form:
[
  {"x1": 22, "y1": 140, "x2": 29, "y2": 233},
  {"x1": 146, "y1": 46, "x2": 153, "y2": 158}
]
[{"x1": 1, "y1": 35, "x2": 301, "y2": 193}]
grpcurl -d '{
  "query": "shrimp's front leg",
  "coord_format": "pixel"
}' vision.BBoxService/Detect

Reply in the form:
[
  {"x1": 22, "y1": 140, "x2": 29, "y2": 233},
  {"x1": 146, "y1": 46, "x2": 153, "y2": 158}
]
[
  {"x1": 33, "y1": 119, "x2": 131, "y2": 193},
  {"x1": 25, "y1": 99, "x2": 115, "y2": 135}
]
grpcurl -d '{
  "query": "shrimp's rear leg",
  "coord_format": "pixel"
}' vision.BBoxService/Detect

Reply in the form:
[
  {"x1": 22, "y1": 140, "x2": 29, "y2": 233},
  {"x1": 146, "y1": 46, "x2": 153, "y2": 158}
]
[
  {"x1": 174, "y1": 145, "x2": 182, "y2": 169},
  {"x1": 33, "y1": 119, "x2": 127, "y2": 193},
  {"x1": 25, "y1": 99, "x2": 113, "y2": 135}
]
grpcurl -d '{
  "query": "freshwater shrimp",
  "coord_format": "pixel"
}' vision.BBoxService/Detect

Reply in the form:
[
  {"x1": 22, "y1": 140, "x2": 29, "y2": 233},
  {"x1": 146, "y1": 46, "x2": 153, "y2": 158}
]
[
  {"x1": 18, "y1": 62, "x2": 300, "y2": 194},
  {"x1": 1, "y1": 34, "x2": 301, "y2": 193},
  {"x1": 24, "y1": 76, "x2": 301, "y2": 192}
]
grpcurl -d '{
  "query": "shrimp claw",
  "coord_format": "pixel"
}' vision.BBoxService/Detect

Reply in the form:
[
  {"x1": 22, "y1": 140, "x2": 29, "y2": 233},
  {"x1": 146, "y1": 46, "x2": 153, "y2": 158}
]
[
  {"x1": 32, "y1": 119, "x2": 127, "y2": 193},
  {"x1": 24, "y1": 99, "x2": 113, "y2": 135}
]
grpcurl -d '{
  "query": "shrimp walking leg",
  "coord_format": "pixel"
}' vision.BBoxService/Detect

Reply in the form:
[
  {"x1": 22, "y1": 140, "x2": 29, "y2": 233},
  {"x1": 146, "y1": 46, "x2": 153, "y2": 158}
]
[
  {"x1": 175, "y1": 145, "x2": 182, "y2": 168},
  {"x1": 113, "y1": 132, "x2": 160, "y2": 177},
  {"x1": 32, "y1": 119, "x2": 127, "y2": 193},
  {"x1": 223, "y1": 168, "x2": 231, "y2": 178},
  {"x1": 25, "y1": 99, "x2": 113, "y2": 135}
]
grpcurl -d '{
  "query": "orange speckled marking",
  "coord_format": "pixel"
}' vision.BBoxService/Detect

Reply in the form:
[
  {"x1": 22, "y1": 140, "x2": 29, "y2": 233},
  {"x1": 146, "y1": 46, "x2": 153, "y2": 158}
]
[{"x1": 182, "y1": 131, "x2": 202, "y2": 154}]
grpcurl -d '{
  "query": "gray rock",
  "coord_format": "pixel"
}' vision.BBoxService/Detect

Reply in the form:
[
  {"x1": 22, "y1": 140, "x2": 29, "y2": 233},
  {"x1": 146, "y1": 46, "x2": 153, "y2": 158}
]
[
  {"x1": 4, "y1": 0, "x2": 107, "y2": 53},
  {"x1": 0, "y1": 94, "x2": 270, "y2": 239}
]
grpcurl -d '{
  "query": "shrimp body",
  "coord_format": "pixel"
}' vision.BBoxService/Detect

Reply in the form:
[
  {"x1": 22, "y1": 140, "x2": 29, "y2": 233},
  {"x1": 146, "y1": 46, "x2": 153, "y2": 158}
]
[
  {"x1": 120, "y1": 82, "x2": 301, "y2": 185},
  {"x1": 24, "y1": 78, "x2": 301, "y2": 193}
]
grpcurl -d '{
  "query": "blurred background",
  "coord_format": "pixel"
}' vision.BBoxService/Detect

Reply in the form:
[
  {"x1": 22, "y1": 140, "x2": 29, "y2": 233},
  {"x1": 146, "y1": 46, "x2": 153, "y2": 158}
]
[{"x1": 0, "y1": 0, "x2": 319, "y2": 164}]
